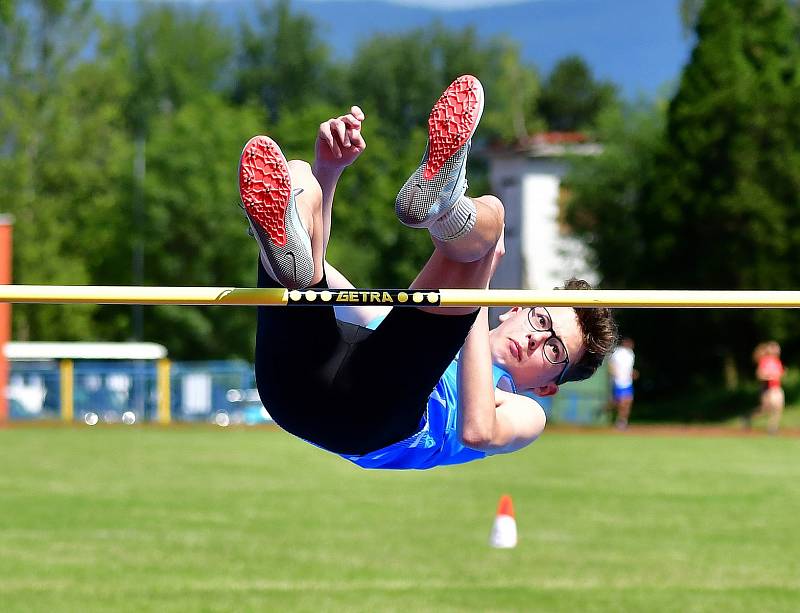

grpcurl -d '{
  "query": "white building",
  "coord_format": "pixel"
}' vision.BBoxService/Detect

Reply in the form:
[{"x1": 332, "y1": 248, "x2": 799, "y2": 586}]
[{"x1": 486, "y1": 133, "x2": 602, "y2": 295}]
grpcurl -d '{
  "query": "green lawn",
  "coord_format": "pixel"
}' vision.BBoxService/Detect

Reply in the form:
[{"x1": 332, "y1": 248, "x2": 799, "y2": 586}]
[{"x1": 1, "y1": 426, "x2": 799, "y2": 612}]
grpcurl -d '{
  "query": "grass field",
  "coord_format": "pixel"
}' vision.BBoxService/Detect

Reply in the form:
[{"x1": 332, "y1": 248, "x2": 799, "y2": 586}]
[{"x1": 2, "y1": 426, "x2": 800, "y2": 612}]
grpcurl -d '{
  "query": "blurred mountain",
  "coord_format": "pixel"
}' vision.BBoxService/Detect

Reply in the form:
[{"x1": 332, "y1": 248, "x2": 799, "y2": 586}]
[{"x1": 97, "y1": 0, "x2": 691, "y2": 98}]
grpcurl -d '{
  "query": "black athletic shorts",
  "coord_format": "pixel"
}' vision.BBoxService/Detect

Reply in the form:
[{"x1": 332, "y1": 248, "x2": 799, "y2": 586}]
[{"x1": 254, "y1": 260, "x2": 479, "y2": 455}]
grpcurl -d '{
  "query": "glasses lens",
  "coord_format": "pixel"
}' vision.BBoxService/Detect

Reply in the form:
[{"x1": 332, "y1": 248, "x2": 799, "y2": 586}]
[
  {"x1": 529, "y1": 307, "x2": 551, "y2": 331},
  {"x1": 544, "y1": 337, "x2": 568, "y2": 364}
]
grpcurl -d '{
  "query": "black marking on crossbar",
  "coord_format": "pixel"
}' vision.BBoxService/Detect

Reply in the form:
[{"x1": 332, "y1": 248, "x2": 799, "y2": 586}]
[{"x1": 286, "y1": 289, "x2": 442, "y2": 307}]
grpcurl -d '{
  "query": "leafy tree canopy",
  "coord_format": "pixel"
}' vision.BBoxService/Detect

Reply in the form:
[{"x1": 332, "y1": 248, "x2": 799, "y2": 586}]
[
  {"x1": 538, "y1": 55, "x2": 619, "y2": 132},
  {"x1": 567, "y1": 0, "x2": 800, "y2": 404}
]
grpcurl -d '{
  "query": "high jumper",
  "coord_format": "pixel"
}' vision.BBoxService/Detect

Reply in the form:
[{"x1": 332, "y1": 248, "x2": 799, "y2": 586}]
[{"x1": 238, "y1": 75, "x2": 616, "y2": 470}]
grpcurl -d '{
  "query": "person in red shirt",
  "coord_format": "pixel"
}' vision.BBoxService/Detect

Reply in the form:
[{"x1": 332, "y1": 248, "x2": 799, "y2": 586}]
[{"x1": 750, "y1": 341, "x2": 785, "y2": 435}]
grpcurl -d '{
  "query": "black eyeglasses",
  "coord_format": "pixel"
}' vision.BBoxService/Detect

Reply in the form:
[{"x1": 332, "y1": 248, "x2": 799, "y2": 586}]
[{"x1": 527, "y1": 306, "x2": 570, "y2": 385}]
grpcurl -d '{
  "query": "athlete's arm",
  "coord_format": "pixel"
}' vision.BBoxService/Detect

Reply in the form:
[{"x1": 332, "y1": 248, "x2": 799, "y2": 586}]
[
  {"x1": 457, "y1": 307, "x2": 546, "y2": 454},
  {"x1": 607, "y1": 352, "x2": 619, "y2": 379},
  {"x1": 312, "y1": 106, "x2": 366, "y2": 254},
  {"x1": 313, "y1": 107, "x2": 387, "y2": 326},
  {"x1": 484, "y1": 389, "x2": 547, "y2": 455},
  {"x1": 457, "y1": 307, "x2": 497, "y2": 446}
]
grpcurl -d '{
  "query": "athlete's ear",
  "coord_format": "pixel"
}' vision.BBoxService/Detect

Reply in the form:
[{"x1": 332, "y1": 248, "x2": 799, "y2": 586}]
[
  {"x1": 498, "y1": 307, "x2": 523, "y2": 323},
  {"x1": 533, "y1": 382, "x2": 558, "y2": 397}
]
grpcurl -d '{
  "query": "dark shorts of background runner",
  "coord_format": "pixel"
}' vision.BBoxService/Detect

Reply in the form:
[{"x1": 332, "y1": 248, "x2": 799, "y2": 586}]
[{"x1": 254, "y1": 259, "x2": 479, "y2": 455}]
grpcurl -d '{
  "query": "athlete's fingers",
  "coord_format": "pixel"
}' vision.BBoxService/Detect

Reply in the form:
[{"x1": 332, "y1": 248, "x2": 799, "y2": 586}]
[
  {"x1": 339, "y1": 113, "x2": 361, "y2": 130},
  {"x1": 332, "y1": 118, "x2": 350, "y2": 148},
  {"x1": 319, "y1": 121, "x2": 341, "y2": 158},
  {"x1": 348, "y1": 127, "x2": 366, "y2": 151},
  {"x1": 350, "y1": 105, "x2": 365, "y2": 121},
  {"x1": 318, "y1": 121, "x2": 334, "y2": 148}
]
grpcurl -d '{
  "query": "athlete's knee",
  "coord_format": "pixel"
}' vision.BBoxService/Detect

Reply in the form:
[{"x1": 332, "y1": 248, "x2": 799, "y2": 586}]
[
  {"x1": 287, "y1": 159, "x2": 312, "y2": 174},
  {"x1": 474, "y1": 195, "x2": 504, "y2": 226},
  {"x1": 288, "y1": 159, "x2": 322, "y2": 205},
  {"x1": 288, "y1": 159, "x2": 315, "y2": 185},
  {"x1": 473, "y1": 195, "x2": 504, "y2": 242}
]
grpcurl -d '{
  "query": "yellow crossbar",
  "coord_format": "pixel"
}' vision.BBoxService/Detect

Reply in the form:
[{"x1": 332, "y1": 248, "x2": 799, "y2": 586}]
[
  {"x1": 0, "y1": 285, "x2": 287, "y2": 305},
  {"x1": 1, "y1": 285, "x2": 800, "y2": 308}
]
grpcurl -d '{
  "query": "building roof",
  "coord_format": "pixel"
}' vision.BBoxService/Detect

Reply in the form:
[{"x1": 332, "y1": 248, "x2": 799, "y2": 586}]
[
  {"x1": 487, "y1": 131, "x2": 603, "y2": 158},
  {"x1": 4, "y1": 342, "x2": 168, "y2": 360}
]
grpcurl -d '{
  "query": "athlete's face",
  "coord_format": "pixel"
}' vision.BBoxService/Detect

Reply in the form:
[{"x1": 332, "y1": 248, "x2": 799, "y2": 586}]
[{"x1": 488, "y1": 306, "x2": 585, "y2": 396}]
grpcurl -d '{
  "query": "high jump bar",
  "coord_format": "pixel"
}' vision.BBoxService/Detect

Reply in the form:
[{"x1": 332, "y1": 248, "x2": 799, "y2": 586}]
[{"x1": 1, "y1": 285, "x2": 800, "y2": 308}]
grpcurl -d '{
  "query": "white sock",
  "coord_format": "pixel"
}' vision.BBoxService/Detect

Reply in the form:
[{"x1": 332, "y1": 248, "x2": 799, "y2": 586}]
[{"x1": 429, "y1": 196, "x2": 477, "y2": 241}]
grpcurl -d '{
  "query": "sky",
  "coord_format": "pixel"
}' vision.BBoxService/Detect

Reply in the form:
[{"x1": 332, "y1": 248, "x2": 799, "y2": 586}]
[
  {"x1": 340, "y1": 0, "x2": 533, "y2": 7},
  {"x1": 296, "y1": 0, "x2": 690, "y2": 98},
  {"x1": 100, "y1": 0, "x2": 691, "y2": 98},
  {"x1": 130, "y1": 0, "x2": 577, "y2": 7}
]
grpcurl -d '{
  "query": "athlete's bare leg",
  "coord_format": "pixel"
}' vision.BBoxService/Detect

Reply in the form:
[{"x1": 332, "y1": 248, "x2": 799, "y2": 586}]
[
  {"x1": 410, "y1": 194, "x2": 504, "y2": 316},
  {"x1": 285, "y1": 160, "x2": 325, "y2": 285},
  {"x1": 393, "y1": 74, "x2": 507, "y2": 315},
  {"x1": 615, "y1": 397, "x2": 632, "y2": 429}
]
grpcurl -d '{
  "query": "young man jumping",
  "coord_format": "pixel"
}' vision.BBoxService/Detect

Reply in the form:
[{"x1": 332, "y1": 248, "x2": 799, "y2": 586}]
[{"x1": 238, "y1": 75, "x2": 616, "y2": 470}]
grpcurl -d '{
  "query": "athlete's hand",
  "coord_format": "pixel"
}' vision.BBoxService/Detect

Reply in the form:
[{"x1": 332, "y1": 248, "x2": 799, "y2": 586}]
[{"x1": 315, "y1": 106, "x2": 366, "y2": 171}]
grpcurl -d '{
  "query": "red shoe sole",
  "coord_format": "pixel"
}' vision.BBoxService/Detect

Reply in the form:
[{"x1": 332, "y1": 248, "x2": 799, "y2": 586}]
[
  {"x1": 239, "y1": 136, "x2": 292, "y2": 247},
  {"x1": 423, "y1": 75, "x2": 483, "y2": 180}
]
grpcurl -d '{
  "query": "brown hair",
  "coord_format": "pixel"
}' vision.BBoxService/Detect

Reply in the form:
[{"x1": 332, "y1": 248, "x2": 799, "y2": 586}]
[
  {"x1": 753, "y1": 342, "x2": 768, "y2": 363},
  {"x1": 559, "y1": 278, "x2": 618, "y2": 383},
  {"x1": 754, "y1": 341, "x2": 781, "y2": 362}
]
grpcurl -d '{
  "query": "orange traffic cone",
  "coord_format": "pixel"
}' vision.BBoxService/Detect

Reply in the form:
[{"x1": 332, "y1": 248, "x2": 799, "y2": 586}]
[{"x1": 489, "y1": 494, "x2": 517, "y2": 548}]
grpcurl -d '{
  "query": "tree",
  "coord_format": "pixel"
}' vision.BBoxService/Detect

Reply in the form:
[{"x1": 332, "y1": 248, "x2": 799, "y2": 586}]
[
  {"x1": 651, "y1": 0, "x2": 800, "y2": 386},
  {"x1": 537, "y1": 55, "x2": 619, "y2": 132},
  {"x1": 0, "y1": 0, "x2": 118, "y2": 341},
  {"x1": 233, "y1": 0, "x2": 335, "y2": 120},
  {"x1": 570, "y1": 0, "x2": 800, "y2": 405},
  {"x1": 137, "y1": 96, "x2": 265, "y2": 359},
  {"x1": 565, "y1": 103, "x2": 665, "y2": 290},
  {"x1": 347, "y1": 24, "x2": 543, "y2": 144},
  {"x1": 122, "y1": 4, "x2": 236, "y2": 135},
  {"x1": 106, "y1": 4, "x2": 239, "y2": 342},
  {"x1": 680, "y1": 0, "x2": 705, "y2": 34}
]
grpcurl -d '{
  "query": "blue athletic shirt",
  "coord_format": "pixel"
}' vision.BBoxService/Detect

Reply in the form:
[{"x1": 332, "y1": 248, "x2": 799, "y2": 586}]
[{"x1": 337, "y1": 358, "x2": 517, "y2": 470}]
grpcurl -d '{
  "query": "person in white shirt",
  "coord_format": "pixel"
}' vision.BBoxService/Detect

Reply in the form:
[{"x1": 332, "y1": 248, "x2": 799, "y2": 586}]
[{"x1": 608, "y1": 337, "x2": 637, "y2": 430}]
